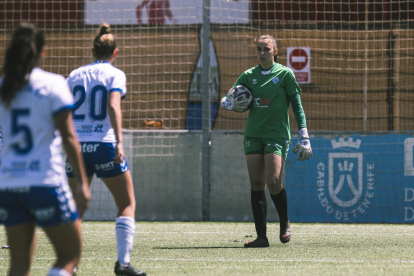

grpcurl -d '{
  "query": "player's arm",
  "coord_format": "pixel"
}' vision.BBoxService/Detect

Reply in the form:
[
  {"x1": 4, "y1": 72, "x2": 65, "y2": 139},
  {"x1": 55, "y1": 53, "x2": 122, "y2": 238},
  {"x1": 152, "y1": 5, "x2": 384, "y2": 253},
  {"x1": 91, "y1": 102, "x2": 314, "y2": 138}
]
[
  {"x1": 108, "y1": 91, "x2": 124, "y2": 164},
  {"x1": 285, "y1": 71, "x2": 312, "y2": 161},
  {"x1": 136, "y1": 0, "x2": 150, "y2": 24},
  {"x1": 54, "y1": 109, "x2": 90, "y2": 217},
  {"x1": 290, "y1": 93, "x2": 306, "y2": 130},
  {"x1": 164, "y1": 0, "x2": 177, "y2": 24},
  {"x1": 290, "y1": 93, "x2": 312, "y2": 161}
]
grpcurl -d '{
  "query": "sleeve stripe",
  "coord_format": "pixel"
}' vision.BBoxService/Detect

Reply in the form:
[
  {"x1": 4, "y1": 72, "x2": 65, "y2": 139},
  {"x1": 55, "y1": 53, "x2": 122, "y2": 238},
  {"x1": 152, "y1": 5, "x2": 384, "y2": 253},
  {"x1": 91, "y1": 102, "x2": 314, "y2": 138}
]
[
  {"x1": 109, "y1": 88, "x2": 126, "y2": 99},
  {"x1": 52, "y1": 104, "x2": 74, "y2": 116}
]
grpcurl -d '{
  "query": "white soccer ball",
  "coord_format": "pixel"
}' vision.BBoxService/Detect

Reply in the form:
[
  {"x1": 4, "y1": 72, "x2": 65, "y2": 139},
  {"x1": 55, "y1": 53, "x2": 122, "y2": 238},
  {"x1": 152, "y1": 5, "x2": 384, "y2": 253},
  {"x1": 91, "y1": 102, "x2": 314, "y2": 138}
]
[{"x1": 227, "y1": 85, "x2": 253, "y2": 113}]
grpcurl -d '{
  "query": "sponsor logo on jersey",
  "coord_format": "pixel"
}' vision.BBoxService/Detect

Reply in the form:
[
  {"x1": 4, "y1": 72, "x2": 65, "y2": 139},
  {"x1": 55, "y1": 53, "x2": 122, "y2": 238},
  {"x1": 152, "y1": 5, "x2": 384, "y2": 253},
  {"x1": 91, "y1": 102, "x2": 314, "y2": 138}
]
[
  {"x1": 95, "y1": 161, "x2": 115, "y2": 171},
  {"x1": 29, "y1": 160, "x2": 41, "y2": 172},
  {"x1": 253, "y1": 79, "x2": 257, "y2": 84},
  {"x1": 34, "y1": 206, "x2": 55, "y2": 221},
  {"x1": 94, "y1": 124, "x2": 104, "y2": 133},
  {"x1": 253, "y1": 97, "x2": 269, "y2": 107},
  {"x1": 272, "y1": 77, "x2": 279, "y2": 84},
  {"x1": 316, "y1": 138, "x2": 375, "y2": 221},
  {"x1": 66, "y1": 162, "x2": 73, "y2": 173},
  {"x1": 77, "y1": 125, "x2": 94, "y2": 134},
  {"x1": 2, "y1": 160, "x2": 41, "y2": 175},
  {"x1": 79, "y1": 143, "x2": 100, "y2": 153}
]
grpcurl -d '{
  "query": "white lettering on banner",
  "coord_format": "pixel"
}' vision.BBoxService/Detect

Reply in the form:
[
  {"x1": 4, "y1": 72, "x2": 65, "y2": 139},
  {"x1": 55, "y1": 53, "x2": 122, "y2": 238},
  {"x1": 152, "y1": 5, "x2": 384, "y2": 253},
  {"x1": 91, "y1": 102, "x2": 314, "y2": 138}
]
[
  {"x1": 403, "y1": 138, "x2": 414, "y2": 221},
  {"x1": 404, "y1": 138, "x2": 414, "y2": 176},
  {"x1": 405, "y1": 207, "x2": 414, "y2": 221},
  {"x1": 316, "y1": 138, "x2": 374, "y2": 221},
  {"x1": 405, "y1": 188, "x2": 414, "y2": 202}
]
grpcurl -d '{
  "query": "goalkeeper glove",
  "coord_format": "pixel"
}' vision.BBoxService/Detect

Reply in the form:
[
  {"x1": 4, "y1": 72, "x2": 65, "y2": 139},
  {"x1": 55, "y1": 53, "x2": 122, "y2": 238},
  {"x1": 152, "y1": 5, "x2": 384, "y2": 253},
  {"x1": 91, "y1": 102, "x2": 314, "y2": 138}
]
[
  {"x1": 233, "y1": 94, "x2": 250, "y2": 112},
  {"x1": 220, "y1": 98, "x2": 234, "y2": 111},
  {"x1": 221, "y1": 95, "x2": 250, "y2": 112},
  {"x1": 293, "y1": 128, "x2": 313, "y2": 161}
]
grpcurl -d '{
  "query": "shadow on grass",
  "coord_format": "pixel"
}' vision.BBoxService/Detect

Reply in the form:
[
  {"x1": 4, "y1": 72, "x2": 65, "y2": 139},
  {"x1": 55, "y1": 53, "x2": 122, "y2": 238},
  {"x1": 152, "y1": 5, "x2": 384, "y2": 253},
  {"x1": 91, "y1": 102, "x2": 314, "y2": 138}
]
[{"x1": 153, "y1": 246, "x2": 246, "y2": 249}]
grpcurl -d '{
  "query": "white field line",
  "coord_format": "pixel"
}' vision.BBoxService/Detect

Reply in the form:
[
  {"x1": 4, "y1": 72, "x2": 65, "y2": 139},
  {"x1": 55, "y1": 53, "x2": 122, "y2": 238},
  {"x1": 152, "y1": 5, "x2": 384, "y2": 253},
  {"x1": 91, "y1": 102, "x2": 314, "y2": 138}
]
[
  {"x1": 1, "y1": 257, "x2": 414, "y2": 264},
  {"x1": 2, "y1": 230, "x2": 414, "y2": 236},
  {"x1": 3, "y1": 265, "x2": 414, "y2": 270}
]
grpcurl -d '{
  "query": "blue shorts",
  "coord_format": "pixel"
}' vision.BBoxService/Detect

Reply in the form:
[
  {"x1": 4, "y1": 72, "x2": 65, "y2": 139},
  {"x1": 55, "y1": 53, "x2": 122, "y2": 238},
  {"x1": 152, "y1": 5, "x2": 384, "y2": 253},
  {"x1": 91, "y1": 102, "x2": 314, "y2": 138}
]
[
  {"x1": 0, "y1": 185, "x2": 78, "y2": 227},
  {"x1": 66, "y1": 142, "x2": 129, "y2": 178}
]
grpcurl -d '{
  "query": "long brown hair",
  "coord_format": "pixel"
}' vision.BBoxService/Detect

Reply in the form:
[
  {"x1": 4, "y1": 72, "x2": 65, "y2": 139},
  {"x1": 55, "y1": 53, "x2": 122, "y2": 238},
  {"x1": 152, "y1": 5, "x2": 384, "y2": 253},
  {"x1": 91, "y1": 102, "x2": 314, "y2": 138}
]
[
  {"x1": 93, "y1": 23, "x2": 116, "y2": 60},
  {"x1": 0, "y1": 23, "x2": 45, "y2": 107}
]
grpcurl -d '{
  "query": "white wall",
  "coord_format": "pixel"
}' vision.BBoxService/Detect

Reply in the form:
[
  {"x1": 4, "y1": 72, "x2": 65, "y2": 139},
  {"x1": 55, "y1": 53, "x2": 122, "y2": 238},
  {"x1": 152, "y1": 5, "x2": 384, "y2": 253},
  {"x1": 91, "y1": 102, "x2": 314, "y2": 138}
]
[{"x1": 83, "y1": 130, "x2": 281, "y2": 222}]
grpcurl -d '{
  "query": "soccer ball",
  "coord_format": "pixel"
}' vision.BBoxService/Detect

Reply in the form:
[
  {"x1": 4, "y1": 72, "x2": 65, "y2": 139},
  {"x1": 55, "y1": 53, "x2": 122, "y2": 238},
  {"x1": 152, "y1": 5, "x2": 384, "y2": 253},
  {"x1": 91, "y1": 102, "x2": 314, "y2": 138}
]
[{"x1": 227, "y1": 85, "x2": 253, "y2": 113}]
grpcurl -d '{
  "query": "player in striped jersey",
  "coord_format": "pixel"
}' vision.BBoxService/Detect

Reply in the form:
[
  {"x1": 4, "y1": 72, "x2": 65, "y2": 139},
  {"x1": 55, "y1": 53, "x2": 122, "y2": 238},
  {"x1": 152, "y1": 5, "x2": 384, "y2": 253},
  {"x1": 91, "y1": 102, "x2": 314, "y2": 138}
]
[
  {"x1": 221, "y1": 34, "x2": 312, "y2": 247},
  {"x1": 65, "y1": 24, "x2": 145, "y2": 276},
  {"x1": 0, "y1": 23, "x2": 90, "y2": 276}
]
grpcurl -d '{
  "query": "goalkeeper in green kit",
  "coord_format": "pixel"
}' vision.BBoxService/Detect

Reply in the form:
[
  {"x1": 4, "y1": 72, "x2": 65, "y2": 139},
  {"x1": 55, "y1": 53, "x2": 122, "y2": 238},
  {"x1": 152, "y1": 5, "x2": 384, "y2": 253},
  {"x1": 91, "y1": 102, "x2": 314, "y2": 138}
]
[{"x1": 221, "y1": 34, "x2": 312, "y2": 247}]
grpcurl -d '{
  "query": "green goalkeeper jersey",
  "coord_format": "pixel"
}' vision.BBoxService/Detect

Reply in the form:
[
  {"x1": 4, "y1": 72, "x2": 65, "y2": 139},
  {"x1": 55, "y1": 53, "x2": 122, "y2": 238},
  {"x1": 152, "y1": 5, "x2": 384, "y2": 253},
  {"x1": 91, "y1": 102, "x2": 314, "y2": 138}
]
[{"x1": 233, "y1": 63, "x2": 303, "y2": 140}]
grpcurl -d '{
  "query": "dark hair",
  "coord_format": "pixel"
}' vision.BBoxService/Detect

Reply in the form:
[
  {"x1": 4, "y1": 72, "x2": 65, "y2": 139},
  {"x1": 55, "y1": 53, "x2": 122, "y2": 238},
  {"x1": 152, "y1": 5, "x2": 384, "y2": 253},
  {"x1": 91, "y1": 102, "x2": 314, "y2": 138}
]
[
  {"x1": 0, "y1": 23, "x2": 45, "y2": 107},
  {"x1": 93, "y1": 23, "x2": 116, "y2": 60}
]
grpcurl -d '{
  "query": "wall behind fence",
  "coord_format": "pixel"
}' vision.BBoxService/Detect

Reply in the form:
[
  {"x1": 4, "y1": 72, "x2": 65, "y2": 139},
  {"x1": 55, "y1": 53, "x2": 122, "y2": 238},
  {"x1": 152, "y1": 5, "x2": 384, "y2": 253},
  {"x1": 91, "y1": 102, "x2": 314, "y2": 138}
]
[{"x1": 83, "y1": 131, "x2": 414, "y2": 223}]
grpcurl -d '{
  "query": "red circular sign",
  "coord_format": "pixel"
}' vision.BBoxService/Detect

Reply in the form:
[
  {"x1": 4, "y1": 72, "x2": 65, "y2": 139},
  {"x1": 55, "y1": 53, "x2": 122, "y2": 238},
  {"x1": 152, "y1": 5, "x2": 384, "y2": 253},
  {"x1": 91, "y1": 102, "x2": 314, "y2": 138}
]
[{"x1": 289, "y1": 49, "x2": 308, "y2": 70}]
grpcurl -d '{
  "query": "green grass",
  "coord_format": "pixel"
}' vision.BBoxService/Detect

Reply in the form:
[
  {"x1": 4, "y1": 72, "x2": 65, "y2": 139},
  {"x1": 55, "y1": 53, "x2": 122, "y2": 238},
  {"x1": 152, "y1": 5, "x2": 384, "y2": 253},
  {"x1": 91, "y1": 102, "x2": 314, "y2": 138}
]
[{"x1": 1, "y1": 222, "x2": 414, "y2": 275}]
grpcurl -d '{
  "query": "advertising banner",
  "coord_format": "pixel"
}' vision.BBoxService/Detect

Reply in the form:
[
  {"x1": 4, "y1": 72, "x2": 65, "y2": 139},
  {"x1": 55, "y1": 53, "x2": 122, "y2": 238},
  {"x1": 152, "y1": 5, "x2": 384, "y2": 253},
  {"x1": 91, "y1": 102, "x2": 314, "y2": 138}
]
[
  {"x1": 85, "y1": 0, "x2": 250, "y2": 25},
  {"x1": 287, "y1": 134, "x2": 414, "y2": 223}
]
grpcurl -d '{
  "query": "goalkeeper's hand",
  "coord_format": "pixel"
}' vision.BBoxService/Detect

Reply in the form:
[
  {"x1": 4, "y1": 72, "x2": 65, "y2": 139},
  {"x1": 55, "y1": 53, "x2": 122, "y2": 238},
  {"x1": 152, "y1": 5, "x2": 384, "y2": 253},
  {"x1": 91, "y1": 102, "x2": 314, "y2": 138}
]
[
  {"x1": 221, "y1": 98, "x2": 234, "y2": 111},
  {"x1": 234, "y1": 94, "x2": 250, "y2": 111},
  {"x1": 221, "y1": 95, "x2": 250, "y2": 112},
  {"x1": 293, "y1": 128, "x2": 313, "y2": 161}
]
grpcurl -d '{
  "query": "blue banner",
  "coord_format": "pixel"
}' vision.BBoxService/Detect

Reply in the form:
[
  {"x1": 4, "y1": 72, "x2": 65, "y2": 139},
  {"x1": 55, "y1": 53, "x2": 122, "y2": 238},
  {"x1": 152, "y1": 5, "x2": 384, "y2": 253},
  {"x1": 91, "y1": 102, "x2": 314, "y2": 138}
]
[{"x1": 286, "y1": 134, "x2": 414, "y2": 223}]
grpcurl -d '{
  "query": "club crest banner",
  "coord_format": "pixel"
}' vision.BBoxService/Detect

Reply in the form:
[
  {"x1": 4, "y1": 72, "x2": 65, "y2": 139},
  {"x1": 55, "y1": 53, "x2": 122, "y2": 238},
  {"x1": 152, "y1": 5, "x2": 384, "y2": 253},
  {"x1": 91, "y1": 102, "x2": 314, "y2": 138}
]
[{"x1": 286, "y1": 134, "x2": 414, "y2": 223}]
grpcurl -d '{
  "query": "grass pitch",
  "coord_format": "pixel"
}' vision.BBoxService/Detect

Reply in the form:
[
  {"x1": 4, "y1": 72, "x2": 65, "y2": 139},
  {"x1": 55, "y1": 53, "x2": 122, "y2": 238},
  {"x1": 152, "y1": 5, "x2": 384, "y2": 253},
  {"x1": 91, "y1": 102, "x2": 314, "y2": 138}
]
[{"x1": 1, "y1": 222, "x2": 414, "y2": 275}]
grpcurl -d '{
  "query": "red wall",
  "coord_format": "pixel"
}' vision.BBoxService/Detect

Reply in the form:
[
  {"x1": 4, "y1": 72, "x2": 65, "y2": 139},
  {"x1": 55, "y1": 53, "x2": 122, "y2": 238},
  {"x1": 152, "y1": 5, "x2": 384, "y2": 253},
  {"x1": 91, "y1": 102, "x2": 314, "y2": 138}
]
[
  {"x1": 0, "y1": 0, "x2": 83, "y2": 27},
  {"x1": 251, "y1": 0, "x2": 414, "y2": 23}
]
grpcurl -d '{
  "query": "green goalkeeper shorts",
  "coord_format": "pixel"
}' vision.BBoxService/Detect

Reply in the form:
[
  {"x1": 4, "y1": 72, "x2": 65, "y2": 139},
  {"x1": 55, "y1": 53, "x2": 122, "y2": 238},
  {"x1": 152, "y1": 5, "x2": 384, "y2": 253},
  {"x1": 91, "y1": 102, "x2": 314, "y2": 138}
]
[{"x1": 243, "y1": 136, "x2": 290, "y2": 160}]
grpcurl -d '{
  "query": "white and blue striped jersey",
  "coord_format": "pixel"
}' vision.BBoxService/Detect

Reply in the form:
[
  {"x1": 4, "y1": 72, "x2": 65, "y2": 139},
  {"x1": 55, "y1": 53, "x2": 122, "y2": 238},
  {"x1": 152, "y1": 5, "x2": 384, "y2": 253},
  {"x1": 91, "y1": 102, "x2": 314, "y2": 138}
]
[
  {"x1": 0, "y1": 67, "x2": 74, "y2": 188},
  {"x1": 66, "y1": 61, "x2": 127, "y2": 143}
]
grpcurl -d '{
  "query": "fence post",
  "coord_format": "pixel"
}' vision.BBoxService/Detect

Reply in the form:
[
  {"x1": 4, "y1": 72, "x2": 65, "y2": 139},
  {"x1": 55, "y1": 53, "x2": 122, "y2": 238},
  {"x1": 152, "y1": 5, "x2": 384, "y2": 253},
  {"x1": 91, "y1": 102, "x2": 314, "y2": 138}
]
[
  {"x1": 387, "y1": 27, "x2": 395, "y2": 131},
  {"x1": 202, "y1": 0, "x2": 211, "y2": 221}
]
